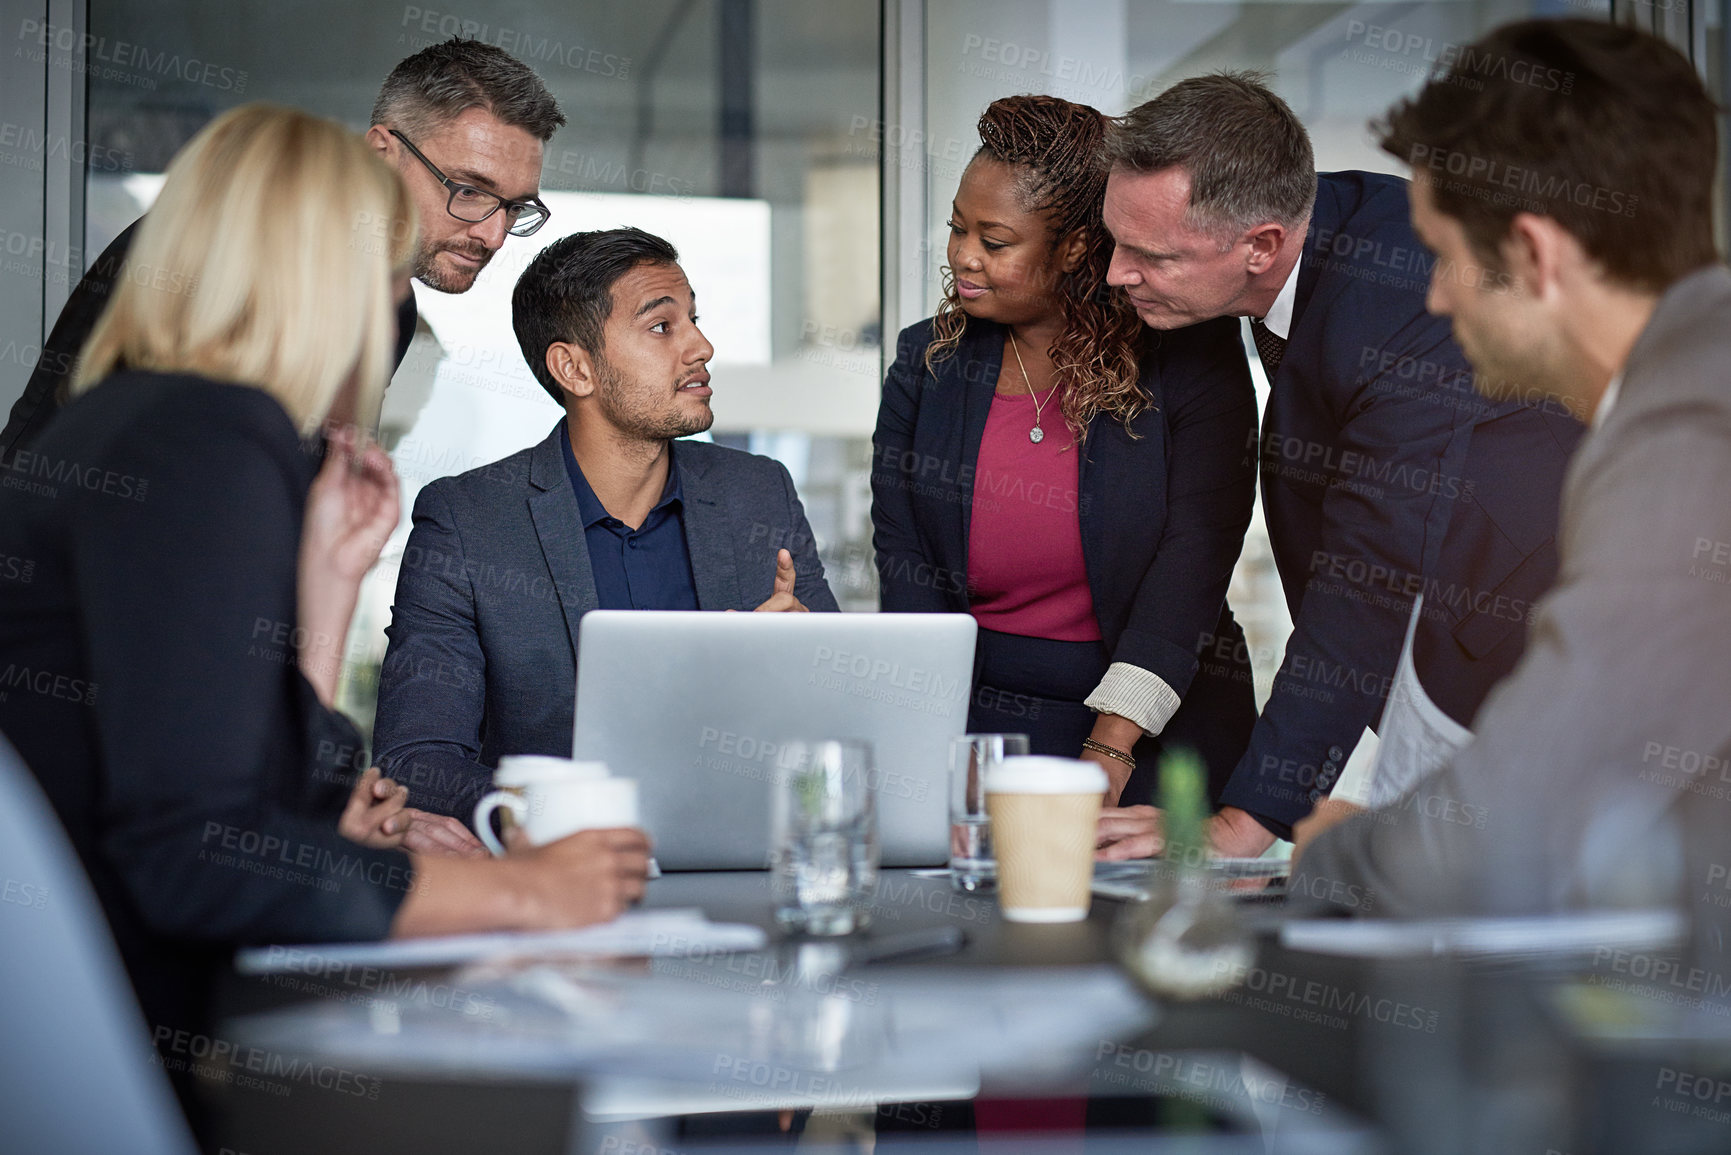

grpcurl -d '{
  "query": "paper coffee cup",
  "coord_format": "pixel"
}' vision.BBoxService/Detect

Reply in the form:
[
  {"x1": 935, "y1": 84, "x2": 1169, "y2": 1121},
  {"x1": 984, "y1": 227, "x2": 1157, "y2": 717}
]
[{"x1": 985, "y1": 756, "x2": 1107, "y2": 923}]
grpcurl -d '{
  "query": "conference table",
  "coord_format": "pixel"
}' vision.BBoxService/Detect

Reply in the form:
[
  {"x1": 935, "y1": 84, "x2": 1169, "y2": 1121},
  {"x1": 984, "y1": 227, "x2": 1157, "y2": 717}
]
[{"x1": 205, "y1": 868, "x2": 1731, "y2": 1155}]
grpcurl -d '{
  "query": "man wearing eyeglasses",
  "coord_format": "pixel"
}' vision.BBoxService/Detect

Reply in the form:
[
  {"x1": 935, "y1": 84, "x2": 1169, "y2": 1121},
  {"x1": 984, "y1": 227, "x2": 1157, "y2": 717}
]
[
  {"x1": 370, "y1": 105, "x2": 554, "y2": 294},
  {"x1": 0, "y1": 39, "x2": 562, "y2": 859},
  {"x1": 0, "y1": 37, "x2": 558, "y2": 454}
]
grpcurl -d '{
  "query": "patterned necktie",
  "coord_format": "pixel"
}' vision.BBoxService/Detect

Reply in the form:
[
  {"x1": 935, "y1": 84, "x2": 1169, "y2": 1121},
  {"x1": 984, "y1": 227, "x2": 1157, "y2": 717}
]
[{"x1": 1250, "y1": 318, "x2": 1288, "y2": 380}]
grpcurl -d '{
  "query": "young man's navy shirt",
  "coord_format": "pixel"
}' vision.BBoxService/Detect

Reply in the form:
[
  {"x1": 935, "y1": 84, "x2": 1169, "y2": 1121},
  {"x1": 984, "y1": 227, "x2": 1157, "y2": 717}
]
[{"x1": 560, "y1": 432, "x2": 700, "y2": 610}]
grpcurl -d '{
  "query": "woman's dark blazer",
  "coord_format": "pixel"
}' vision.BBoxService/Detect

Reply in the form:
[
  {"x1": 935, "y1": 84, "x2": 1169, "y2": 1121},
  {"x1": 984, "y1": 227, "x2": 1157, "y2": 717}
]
[
  {"x1": 870, "y1": 315, "x2": 1259, "y2": 798},
  {"x1": 0, "y1": 371, "x2": 408, "y2": 1055}
]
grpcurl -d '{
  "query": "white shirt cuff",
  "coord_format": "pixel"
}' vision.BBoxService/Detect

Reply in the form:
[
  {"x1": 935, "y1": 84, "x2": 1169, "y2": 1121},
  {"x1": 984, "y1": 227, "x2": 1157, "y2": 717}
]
[{"x1": 1084, "y1": 663, "x2": 1182, "y2": 737}]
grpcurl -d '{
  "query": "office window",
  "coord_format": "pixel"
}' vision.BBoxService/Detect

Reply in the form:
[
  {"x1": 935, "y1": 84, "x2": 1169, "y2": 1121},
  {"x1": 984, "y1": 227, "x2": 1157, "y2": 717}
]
[
  {"x1": 82, "y1": 0, "x2": 882, "y2": 736},
  {"x1": 905, "y1": 0, "x2": 1611, "y2": 703},
  {"x1": 42, "y1": 0, "x2": 1638, "y2": 738}
]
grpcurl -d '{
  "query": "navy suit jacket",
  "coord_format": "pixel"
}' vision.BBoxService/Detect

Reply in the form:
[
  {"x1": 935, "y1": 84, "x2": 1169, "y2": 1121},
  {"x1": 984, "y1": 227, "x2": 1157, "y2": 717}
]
[
  {"x1": 373, "y1": 424, "x2": 838, "y2": 820},
  {"x1": 1218, "y1": 171, "x2": 1584, "y2": 837},
  {"x1": 871, "y1": 314, "x2": 1259, "y2": 790}
]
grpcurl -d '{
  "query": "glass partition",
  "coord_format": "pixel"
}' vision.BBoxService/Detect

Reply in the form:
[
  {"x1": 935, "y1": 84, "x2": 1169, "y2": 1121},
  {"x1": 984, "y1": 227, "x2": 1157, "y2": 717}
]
[
  {"x1": 83, "y1": 0, "x2": 883, "y2": 736},
  {"x1": 912, "y1": 0, "x2": 1610, "y2": 704}
]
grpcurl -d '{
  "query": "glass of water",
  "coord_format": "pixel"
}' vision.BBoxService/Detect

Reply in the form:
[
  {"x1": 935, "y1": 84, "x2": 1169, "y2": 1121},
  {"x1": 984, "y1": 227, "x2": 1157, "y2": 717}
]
[
  {"x1": 770, "y1": 739, "x2": 880, "y2": 935},
  {"x1": 948, "y1": 733, "x2": 1029, "y2": 892}
]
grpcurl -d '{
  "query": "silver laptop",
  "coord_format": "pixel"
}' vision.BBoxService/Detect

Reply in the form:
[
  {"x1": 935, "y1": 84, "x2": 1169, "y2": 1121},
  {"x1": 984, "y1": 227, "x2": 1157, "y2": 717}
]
[{"x1": 573, "y1": 611, "x2": 976, "y2": 870}]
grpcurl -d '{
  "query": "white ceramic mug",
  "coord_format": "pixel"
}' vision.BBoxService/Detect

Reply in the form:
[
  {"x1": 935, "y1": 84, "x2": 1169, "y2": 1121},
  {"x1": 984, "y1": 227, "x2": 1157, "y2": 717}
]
[
  {"x1": 494, "y1": 755, "x2": 609, "y2": 790},
  {"x1": 473, "y1": 758, "x2": 633, "y2": 855}
]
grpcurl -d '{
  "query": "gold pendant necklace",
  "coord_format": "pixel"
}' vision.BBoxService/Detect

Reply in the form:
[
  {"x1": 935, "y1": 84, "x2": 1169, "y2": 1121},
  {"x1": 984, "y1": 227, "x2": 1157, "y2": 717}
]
[{"x1": 1006, "y1": 329, "x2": 1050, "y2": 444}]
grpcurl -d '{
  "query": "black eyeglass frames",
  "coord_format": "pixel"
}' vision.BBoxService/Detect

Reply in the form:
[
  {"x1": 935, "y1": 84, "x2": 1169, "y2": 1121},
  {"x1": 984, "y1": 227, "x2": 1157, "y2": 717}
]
[{"x1": 388, "y1": 129, "x2": 550, "y2": 238}]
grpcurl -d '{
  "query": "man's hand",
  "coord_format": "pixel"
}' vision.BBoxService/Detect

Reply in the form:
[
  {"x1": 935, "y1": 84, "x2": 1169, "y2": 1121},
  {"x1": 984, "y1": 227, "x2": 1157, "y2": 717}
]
[
  {"x1": 1291, "y1": 798, "x2": 1365, "y2": 866},
  {"x1": 503, "y1": 826, "x2": 654, "y2": 927},
  {"x1": 1208, "y1": 805, "x2": 1278, "y2": 858},
  {"x1": 1096, "y1": 805, "x2": 1161, "y2": 860},
  {"x1": 338, "y1": 767, "x2": 409, "y2": 849},
  {"x1": 752, "y1": 549, "x2": 808, "y2": 613},
  {"x1": 398, "y1": 809, "x2": 488, "y2": 858}
]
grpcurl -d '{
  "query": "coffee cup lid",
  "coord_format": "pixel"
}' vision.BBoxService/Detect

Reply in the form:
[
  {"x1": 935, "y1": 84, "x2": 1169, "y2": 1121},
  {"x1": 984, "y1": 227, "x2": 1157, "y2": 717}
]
[{"x1": 984, "y1": 755, "x2": 1108, "y2": 795}]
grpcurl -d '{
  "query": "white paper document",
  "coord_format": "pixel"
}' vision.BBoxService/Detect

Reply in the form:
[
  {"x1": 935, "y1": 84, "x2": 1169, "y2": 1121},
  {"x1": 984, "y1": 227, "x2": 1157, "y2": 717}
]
[
  {"x1": 1365, "y1": 596, "x2": 1473, "y2": 808},
  {"x1": 1090, "y1": 857, "x2": 1289, "y2": 900},
  {"x1": 1280, "y1": 908, "x2": 1684, "y2": 959},
  {"x1": 233, "y1": 958, "x2": 1151, "y2": 1111},
  {"x1": 234, "y1": 908, "x2": 766, "y2": 974}
]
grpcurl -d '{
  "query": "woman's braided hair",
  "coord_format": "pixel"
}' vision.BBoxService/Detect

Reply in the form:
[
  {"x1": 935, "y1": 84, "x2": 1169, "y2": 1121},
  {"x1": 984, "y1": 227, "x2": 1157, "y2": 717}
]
[{"x1": 925, "y1": 94, "x2": 1149, "y2": 440}]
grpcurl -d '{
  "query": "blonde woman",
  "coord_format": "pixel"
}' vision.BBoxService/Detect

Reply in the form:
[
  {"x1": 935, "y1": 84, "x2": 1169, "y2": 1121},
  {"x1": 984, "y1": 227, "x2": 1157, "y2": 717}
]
[{"x1": 0, "y1": 105, "x2": 649, "y2": 1098}]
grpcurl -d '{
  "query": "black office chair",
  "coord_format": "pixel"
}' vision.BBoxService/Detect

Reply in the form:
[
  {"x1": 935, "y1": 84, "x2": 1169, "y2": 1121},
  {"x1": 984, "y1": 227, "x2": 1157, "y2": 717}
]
[{"x1": 0, "y1": 732, "x2": 195, "y2": 1154}]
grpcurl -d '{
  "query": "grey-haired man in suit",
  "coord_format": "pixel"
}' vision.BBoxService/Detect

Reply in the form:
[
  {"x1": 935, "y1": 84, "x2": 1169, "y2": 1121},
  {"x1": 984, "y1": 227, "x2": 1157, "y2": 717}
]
[
  {"x1": 374, "y1": 227, "x2": 836, "y2": 838},
  {"x1": 1292, "y1": 18, "x2": 1731, "y2": 916}
]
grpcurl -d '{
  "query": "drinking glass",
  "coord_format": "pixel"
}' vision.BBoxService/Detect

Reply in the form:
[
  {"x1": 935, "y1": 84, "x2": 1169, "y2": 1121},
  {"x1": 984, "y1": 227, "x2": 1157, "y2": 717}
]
[
  {"x1": 948, "y1": 733, "x2": 1029, "y2": 892},
  {"x1": 770, "y1": 740, "x2": 880, "y2": 935}
]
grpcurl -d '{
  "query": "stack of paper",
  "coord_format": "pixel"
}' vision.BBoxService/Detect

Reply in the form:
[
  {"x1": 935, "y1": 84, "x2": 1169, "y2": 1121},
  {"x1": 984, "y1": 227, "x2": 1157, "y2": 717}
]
[
  {"x1": 234, "y1": 908, "x2": 766, "y2": 974},
  {"x1": 1280, "y1": 909, "x2": 1683, "y2": 959}
]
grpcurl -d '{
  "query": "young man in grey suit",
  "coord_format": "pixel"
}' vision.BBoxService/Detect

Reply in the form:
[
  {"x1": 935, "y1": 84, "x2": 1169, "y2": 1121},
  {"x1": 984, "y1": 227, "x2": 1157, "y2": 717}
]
[
  {"x1": 374, "y1": 227, "x2": 837, "y2": 837},
  {"x1": 1291, "y1": 19, "x2": 1731, "y2": 916}
]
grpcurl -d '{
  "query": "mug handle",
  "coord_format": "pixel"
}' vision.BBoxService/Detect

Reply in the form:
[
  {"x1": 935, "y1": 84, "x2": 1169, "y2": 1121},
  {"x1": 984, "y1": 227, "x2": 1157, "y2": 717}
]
[{"x1": 474, "y1": 791, "x2": 527, "y2": 857}]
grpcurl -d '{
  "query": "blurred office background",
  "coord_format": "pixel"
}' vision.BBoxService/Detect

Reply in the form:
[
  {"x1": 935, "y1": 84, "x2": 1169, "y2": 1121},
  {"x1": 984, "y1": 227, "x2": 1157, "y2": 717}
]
[{"x1": 4, "y1": 0, "x2": 1716, "y2": 742}]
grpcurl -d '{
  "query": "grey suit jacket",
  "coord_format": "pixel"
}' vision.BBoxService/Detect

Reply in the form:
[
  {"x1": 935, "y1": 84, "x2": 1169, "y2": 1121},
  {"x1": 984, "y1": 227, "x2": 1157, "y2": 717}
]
[
  {"x1": 1296, "y1": 264, "x2": 1731, "y2": 917},
  {"x1": 373, "y1": 423, "x2": 838, "y2": 820}
]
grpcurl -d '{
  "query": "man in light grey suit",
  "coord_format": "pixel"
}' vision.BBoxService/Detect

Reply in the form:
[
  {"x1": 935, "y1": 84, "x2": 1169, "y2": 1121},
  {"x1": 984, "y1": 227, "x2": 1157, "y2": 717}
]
[
  {"x1": 374, "y1": 227, "x2": 837, "y2": 835},
  {"x1": 1290, "y1": 19, "x2": 1731, "y2": 916}
]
